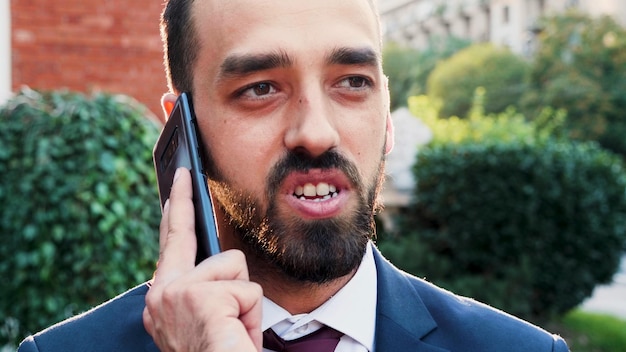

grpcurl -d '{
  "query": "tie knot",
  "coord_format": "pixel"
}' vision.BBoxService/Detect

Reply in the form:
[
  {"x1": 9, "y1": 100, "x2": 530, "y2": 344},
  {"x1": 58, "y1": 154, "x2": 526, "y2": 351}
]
[{"x1": 263, "y1": 325, "x2": 343, "y2": 352}]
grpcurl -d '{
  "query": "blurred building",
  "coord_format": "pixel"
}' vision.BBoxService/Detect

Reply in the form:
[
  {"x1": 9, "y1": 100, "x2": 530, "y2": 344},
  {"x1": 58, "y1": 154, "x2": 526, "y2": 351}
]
[
  {"x1": 3, "y1": 0, "x2": 166, "y2": 119},
  {"x1": 379, "y1": 0, "x2": 626, "y2": 56}
]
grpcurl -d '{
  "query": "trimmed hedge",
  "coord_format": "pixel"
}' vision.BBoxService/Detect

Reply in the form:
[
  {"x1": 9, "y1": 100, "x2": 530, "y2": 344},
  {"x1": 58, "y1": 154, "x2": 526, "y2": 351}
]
[
  {"x1": 381, "y1": 138, "x2": 626, "y2": 322},
  {"x1": 0, "y1": 89, "x2": 161, "y2": 347}
]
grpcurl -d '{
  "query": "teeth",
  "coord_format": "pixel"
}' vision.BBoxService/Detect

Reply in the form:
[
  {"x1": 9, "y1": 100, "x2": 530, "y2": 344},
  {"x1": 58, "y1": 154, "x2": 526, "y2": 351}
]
[
  {"x1": 303, "y1": 183, "x2": 317, "y2": 197},
  {"x1": 293, "y1": 182, "x2": 339, "y2": 198},
  {"x1": 316, "y1": 182, "x2": 330, "y2": 196}
]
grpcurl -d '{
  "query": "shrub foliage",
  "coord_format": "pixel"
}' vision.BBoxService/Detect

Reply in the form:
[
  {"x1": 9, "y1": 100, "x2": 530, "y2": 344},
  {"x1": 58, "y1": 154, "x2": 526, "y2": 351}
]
[
  {"x1": 379, "y1": 96, "x2": 626, "y2": 322},
  {"x1": 0, "y1": 89, "x2": 161, "y2": 347},
  {"x1": 427, "y1": 43, "x2": 530, "y2": 118}
]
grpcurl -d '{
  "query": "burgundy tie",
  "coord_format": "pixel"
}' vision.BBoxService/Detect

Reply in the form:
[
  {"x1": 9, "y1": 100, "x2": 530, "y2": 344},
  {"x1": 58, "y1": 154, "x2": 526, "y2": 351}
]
[{"x1": 263, "y1": 326, "x2": 343, "y2": 352}]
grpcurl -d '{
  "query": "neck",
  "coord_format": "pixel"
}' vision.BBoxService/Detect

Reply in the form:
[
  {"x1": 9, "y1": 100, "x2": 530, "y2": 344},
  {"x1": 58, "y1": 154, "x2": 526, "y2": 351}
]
[{"x1": 252, "y1": 263, "x2": 357, "y2": 314}]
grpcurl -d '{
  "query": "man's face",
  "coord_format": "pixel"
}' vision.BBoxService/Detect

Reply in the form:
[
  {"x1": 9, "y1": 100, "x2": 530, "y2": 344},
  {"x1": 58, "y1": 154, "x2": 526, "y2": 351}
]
[{"x1": 188, "y1": 0, "x2": 392, "y2": 283}]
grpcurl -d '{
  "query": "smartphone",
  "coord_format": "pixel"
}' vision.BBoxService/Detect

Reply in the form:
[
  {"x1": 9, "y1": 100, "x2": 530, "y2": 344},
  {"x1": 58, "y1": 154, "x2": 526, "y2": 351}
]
[{"x1": 153, "y1": 92, "x2": 221, "y2": 264}]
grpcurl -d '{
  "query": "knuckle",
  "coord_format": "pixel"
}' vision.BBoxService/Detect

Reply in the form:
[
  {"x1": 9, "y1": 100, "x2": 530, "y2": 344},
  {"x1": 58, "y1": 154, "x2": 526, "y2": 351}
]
[
  {"x1": 161, "y1": 285, "x2": 180, "y2": 305},
  {"x1": 224, "y1": 249, "x2": 248, "y2": 268},
  {"x1": 248, "y1": 282, "x2": 263, "y2": 297},
  {"x1": 168, "y1": 225, "x2": 195, "y2": 241},
  {"x1": 229, "y1": 249, "x2": 246, "y2": 261},
  {"x1": 144, "y1": 289, "x2": 161, "y2": 311}
]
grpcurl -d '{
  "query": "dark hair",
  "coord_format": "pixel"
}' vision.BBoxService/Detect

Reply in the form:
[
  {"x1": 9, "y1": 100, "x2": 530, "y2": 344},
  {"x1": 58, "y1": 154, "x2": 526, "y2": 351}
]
[{"x1": 160, "y1": 0, "x2": 198, "y2": 93}]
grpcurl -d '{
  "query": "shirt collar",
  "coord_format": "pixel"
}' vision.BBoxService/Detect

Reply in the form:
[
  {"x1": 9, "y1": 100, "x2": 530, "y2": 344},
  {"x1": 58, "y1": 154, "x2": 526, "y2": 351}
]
[{"x1": 262, "y1": 242, "x2": 378, "y2": 350}]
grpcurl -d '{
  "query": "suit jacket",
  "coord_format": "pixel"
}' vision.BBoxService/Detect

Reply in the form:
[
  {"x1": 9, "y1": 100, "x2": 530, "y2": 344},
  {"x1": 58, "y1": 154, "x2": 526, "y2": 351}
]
[{"x1": 18, "y1": 248, "x2": 569, "y2": 351}]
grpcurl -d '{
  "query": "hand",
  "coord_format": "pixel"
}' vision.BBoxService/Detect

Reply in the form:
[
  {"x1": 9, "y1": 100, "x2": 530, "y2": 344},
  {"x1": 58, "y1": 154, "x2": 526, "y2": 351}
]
[{"x1": 143, "y1": 168, "x2": 263, "y2": 352}]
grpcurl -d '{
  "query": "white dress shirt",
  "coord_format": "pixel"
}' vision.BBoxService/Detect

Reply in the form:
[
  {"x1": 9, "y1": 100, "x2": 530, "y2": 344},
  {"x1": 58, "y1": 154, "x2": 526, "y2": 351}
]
[{"x1": 262, "y1": 242, "x2": 378, "y2": 352}]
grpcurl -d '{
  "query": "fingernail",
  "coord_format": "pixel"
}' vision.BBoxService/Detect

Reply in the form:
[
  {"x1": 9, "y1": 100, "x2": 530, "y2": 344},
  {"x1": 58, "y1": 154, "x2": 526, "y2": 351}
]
[
  {"x1": 173, "y1": 168, "x2": 182, "y2": 184},
  {"x1": 163, "y1": 199, "x2": 170, "y2": 212}
]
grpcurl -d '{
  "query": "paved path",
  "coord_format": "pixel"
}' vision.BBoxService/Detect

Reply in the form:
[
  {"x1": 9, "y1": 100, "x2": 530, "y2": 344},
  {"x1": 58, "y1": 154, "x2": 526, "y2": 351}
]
[{"x1": 580, "y1": 255, "x2": 626, "y2": 320}]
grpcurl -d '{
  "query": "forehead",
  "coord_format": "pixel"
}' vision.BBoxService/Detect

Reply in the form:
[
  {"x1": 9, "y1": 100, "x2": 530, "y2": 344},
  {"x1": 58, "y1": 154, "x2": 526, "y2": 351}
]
[{"x1": 191, "y1": 0, "x2": 382, "y2": 67}]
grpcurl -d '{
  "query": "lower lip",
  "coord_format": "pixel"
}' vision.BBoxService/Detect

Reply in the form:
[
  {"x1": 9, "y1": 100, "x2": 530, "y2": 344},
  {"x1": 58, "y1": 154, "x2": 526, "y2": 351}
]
[{"x1": 283, "y1": 191, "x2": 349, "y2": 219}]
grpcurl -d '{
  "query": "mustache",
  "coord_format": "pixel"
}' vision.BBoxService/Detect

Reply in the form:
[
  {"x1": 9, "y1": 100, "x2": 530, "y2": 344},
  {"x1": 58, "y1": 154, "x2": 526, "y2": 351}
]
[{"x1": 267, "y1": 150, "x2": 362, "y2": 198}]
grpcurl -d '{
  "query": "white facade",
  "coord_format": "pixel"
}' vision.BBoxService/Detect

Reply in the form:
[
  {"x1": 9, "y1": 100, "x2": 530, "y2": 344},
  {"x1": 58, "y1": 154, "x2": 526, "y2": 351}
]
[
  {"x1": 379, "y1": 0, "x2": 626, "y2": 56},
  {"x1": 1, "y1": 0, "x2": 11, "y2": 105}
]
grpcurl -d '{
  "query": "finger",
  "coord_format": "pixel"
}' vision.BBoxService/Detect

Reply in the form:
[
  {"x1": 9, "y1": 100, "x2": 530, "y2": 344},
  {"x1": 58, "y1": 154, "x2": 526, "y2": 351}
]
[
  {"x1": 202, "y1": 280, "x2": 263, "y2": 352},
  {"x1": 155, "y1": 167, "x2": 197, "y2": 285},
  {"x1": 238, "y1": 283, "x2": 263, "y2": 352},
  {"x1": 142, "y1": 307, "x2": 155, "y2": 338},
  {"x1": 158, "y1": 198, "x2": 170, "y2": 258},
  {"x1": 195, "y1": 250, "x2": 250, "y2": 281},
  {"x1": 158, "y1": 167, "x2": 191, "y2": 256},
  {"x1": 157, "y1": 250, "x2": 251, "y2": 290}
]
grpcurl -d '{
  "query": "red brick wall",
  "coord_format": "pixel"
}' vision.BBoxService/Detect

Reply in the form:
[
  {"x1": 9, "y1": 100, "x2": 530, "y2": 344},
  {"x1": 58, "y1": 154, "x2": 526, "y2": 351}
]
[{"x1": 11, "y1": 0, "x2": 167, "y2": 120}]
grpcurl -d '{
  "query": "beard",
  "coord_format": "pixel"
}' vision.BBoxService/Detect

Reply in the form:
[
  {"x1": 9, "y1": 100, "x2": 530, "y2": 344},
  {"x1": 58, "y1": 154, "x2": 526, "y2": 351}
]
[{"x1": 206, "y1": 149, "x2": 386, "y2": 284}]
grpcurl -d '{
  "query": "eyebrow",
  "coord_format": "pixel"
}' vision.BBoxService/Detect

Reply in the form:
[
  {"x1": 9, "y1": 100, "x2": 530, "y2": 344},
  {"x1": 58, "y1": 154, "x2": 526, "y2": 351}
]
[
  {"x1": 326, "y1": 46, "x2": 379, "y2": 67},
  {"x1": 219, "y1": 50, "x2": 293, "y2": 79},
  {"x1": 217, "y1": 46, "x2": 379, "y2": 81}
]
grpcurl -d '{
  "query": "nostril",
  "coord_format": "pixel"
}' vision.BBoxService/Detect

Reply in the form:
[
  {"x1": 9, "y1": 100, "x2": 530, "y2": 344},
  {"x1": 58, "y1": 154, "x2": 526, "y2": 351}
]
[{"x1": 291, "y1": 146, "x2": 314, "y2": 159}]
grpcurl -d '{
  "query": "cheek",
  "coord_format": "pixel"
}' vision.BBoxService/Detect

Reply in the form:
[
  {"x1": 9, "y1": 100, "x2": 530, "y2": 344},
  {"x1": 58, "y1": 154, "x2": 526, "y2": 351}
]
[
  {"x1": 342, "y1": 123, "x2": 386, "y2": 178},
  {"x1": 205, "y1": 122, "x2": 279, "y2": 192}
]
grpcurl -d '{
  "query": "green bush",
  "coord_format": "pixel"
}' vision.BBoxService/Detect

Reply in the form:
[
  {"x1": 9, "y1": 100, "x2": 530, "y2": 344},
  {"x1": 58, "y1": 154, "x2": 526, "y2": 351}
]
[
  {"x1": 0, "y1": 89, "x2": 161, "y2": 347},
  {"x1": 408, "y1": 90, "x2": 567, "y2": 147},
  {"x1": 427, "y1": 43, "x2": 530, "y2": 118},
  {"x1": 379, "y1": 96, "x2": 626, "y2": 322}
]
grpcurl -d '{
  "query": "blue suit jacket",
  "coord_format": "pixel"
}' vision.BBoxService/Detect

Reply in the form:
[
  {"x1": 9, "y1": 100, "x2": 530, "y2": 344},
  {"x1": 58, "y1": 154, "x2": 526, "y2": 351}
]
[{"x1": 18, "y1": 248, "x2": 569, "y2": 351}]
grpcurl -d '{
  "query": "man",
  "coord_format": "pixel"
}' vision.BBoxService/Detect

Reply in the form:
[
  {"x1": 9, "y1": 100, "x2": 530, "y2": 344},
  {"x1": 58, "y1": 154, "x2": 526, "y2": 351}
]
[{"x1": 19, "y1": 0, "x2": 570, "y2": 351}]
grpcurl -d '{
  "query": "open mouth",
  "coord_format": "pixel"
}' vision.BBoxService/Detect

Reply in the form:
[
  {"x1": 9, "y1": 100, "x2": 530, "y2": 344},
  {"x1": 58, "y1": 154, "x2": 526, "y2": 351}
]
[
  {"x1": 293, "y1": 182, "x2": 340, "y2": 202},
  {"x1": 282, "y1": 171, "x2": 351, "y2": 219}
]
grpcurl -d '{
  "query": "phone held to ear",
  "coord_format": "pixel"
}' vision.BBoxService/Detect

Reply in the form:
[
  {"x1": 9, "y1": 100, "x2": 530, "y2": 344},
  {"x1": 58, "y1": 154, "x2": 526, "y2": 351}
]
[{"x1": 153, "y1": 92, "x2": 221, "y2": 264}]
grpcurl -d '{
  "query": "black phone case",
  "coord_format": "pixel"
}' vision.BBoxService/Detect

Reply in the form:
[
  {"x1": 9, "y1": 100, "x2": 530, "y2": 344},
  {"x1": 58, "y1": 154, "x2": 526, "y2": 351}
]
[{"x1": 153, "y1": 92, "x2": 221, "y2": 263}]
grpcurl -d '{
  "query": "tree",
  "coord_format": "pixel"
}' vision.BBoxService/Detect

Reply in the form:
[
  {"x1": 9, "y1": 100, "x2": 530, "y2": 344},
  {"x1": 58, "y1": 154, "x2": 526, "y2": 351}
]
[
  {"x1": 427, "y1": 43, "x2": 530, "y2": 118},
  {"x1": 522, "y1": 10, "x2": 626, "y2": 157},
  {"x1": 383, "y1": 36, "x2": 470, "y2": 110}
]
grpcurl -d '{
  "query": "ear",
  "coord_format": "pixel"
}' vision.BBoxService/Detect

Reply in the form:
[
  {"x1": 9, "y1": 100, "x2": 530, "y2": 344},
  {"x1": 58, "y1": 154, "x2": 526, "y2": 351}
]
[
  {"x1": 384, "y1": 112, "x2": 395, "y2": 155},
  {"x1": 160, "y1": 93, "x2": 178, "y2": 121},
  {"x1": 382, "y1": 76, "x2": 394, "y2": 155}
]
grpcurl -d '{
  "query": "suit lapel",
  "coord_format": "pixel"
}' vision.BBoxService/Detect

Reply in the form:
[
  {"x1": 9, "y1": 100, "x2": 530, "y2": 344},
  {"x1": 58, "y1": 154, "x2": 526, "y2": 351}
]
[{"x1": 372, "y1": 247, "x2": 449, "y2": 352}]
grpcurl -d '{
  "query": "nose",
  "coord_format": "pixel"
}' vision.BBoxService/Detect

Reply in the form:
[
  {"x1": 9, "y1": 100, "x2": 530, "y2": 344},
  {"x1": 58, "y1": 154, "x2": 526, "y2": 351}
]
[{"x1": 284, "y1": 90, "x2": 340, "y2": 158}]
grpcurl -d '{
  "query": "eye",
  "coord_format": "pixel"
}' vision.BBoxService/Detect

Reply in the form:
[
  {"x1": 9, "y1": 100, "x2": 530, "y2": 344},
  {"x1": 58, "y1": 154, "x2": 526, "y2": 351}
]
[
  {"x1": 337, "y1": 76, "x2": 372, "y2": 90},
  {"x1": 238, "y1": 82, "x2": 277, "y2": 99}
]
